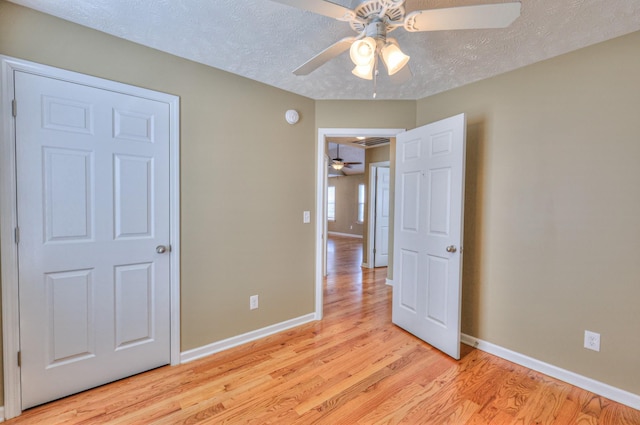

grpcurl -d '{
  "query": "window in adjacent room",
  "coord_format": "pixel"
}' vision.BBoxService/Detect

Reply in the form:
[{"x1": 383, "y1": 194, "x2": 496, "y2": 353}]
[
  {"x1": 357, "y1": 183, "x2": 365, "y2": 223},
  {"x1": 327, "y1": 186, "x2": 336, "y2": 221}
]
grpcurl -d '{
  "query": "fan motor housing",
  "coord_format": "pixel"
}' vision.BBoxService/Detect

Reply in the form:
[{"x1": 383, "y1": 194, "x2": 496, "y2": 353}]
[
  {"x1": 366, "y1": 20, "x2": 387, "y2": 45},
  {"x1": 349, "y1": 0, "x2": 405, "y2": 33}
]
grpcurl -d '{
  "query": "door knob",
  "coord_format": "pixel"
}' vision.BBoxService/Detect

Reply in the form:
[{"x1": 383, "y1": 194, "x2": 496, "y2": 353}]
[
  {"x1": 156, "y1": 245, "x2": 169, "y2": 254},
  {"x1": 446, "y1": 245, "x2": 457, "y2": 253}
]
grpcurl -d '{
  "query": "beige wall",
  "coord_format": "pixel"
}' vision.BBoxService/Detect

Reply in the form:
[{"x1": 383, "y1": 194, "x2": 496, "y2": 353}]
[
  {"x1": 365, "y1": 144, "x2": 391, "y2": 164},
  {"x1": 328, "y1": 175, "x2": 365, "y2": 237},
  {"x1": 0, "y1": 0, "x2": 316, "y2": 362},
  {"x1": 316, "y1": 100, "x2": 415, "y2": 129},
  {"x1": 2, "y1": 0, "x2": 640, "y2": 410},
  {"x1": 417, "y1": 31, "x2": 640, "y2": 395}
]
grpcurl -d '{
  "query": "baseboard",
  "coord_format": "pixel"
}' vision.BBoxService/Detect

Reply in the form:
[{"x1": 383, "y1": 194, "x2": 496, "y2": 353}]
[
  {"x1": 385, "y1": 279, "x2": 393, "y2": 286},
  {"x1": 327, "y1": 231, "x2": 363, "y2": 239},
  {"x1": 180, "y1": 313, "x2": 317, "y2": 364},
  {"x1": 461, "y1": 334, "x2": 640, "y2": 411},
  {"x1": 0, "y1": 405, "x2": 5, "y2": 422},
  {"x1": 361, "y1": 262, "x2": 369, "y2": 268}
]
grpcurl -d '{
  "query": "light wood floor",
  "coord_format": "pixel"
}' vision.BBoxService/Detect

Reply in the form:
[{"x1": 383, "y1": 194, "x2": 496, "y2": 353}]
[{"x1": 7, "y1": 235, "x2": 640, "y2": 424}]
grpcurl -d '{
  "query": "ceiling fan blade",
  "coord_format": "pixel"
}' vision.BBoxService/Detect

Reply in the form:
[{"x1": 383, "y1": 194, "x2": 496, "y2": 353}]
[
  {"x1": 404, "y1": 2, "x2": 521, "y2": 32},
  {"x1": 344, "y1": 162, "x2": 363, "y2": 165},
  {"x1": 269, "y1": 0, "x2": 355, "y2": 21},
  {"x1": 293, "y1": 37, "x2": 356, "y2": 76}
]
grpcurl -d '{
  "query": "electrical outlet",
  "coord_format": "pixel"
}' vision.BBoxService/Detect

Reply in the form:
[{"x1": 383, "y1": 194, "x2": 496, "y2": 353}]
[
  {"x1": 250, "y1": 295, "x2": 259, "y2": 310},
  {"x1": 584, "y1": 330, "x2": 600, "y2": 352}
]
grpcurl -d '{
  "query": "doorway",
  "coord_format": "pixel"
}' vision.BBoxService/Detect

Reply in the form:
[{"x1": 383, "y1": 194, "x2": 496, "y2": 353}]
[{"x1": 315, "y1": 128, "x2": 403, "y2": 319}]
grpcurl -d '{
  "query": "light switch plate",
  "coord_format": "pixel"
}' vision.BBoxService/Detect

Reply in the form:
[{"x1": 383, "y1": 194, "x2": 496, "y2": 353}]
[{"x1": 303, "y1": 211, "x2": 311, "y2": 223}]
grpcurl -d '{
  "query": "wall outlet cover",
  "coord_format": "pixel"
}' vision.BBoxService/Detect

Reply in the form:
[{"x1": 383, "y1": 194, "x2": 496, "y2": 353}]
[{"x1": 584, "y1": 330, "x2": 600, "y2": 352}]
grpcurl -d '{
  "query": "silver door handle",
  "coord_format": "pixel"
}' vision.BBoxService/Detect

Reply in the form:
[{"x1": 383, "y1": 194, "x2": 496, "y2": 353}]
[
  {"x1": 446, "y1": 245, "x2": 457, "y2": 253},
  {"x1": 156, "y1": 245, "x2": 169, "y2": 254}
]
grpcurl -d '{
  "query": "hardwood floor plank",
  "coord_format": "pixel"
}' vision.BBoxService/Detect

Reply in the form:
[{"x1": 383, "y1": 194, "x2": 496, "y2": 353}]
[
  {"x1": 293, "y1": 344, "x2": 407, "y2": 415},
  {"x1": 309, "y1": 347, "x2": 440, "y2": 425},
  {"x1": 6, "y1": 235, "x2": 640, "y2": 424},
  {"x1": 355, "y1": 383, "x2": 428, "y2": 425}
]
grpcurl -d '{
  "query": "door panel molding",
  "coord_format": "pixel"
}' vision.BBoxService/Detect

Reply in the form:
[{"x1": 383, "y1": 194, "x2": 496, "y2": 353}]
[{"x1": 0, "y1": 56, "x2": 180, "y2": 420}]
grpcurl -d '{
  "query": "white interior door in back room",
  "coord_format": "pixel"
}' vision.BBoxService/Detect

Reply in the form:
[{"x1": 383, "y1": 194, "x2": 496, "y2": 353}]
[{"x1": 374, "y1": 166, "x2": 390, "y2": 267}]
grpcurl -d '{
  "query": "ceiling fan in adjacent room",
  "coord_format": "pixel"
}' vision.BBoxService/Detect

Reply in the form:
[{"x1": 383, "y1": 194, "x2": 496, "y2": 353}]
[
  {"x1": 330, "y1": 144, "x2": 362, "y2": 171},
  {"x1": 270, "y1": 0, "x2": 521, "y2": 85}
]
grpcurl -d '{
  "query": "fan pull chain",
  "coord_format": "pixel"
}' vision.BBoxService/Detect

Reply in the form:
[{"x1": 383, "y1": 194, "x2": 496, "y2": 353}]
[{"x1": 373, "y1": 55, "x2": 379, "y2": 99}]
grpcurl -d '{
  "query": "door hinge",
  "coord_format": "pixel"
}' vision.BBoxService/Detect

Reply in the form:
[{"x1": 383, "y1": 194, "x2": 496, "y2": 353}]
[
  {"x1": 17, "y1": 351, "x2": 21, "y2": 367},
  {"x1": 12, "y1": 99, "x2": 17, "y2": 117},
  {"x1": 373, "y1": 248, "x2": 376, "y2": 254},
  {"x1": 14, "y1": 227, "x2": 20, "y2": 244}
]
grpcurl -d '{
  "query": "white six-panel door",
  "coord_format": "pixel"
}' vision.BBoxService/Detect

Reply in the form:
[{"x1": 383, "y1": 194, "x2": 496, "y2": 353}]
[
  {"x1": 392, "y1": 114, "x2": 466, "y2": 359},
  {"x1": 374, "y1": 166, "x2": 390, "y2": 267},
  {"x1": 15, "y1": 71, "x2": 172, "y2": 408}
]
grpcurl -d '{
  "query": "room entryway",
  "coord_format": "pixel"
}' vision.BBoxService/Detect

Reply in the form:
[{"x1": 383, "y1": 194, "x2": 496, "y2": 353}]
[{"x1": 315, "y1": 128, "x2": 403, "y2": 318}]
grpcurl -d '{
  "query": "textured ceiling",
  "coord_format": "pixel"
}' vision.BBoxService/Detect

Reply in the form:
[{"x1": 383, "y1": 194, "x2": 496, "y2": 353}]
[{"x1": 8, "y1": 0, "x2": 640, "y2": 100}]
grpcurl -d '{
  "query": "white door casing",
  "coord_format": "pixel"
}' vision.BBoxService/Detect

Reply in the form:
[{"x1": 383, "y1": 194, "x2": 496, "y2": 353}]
[
  {"x1": 374, "y1": 166, "x2": 391, "y2": 267},
  {"x1": 392, "y1": 114, "x2": 466, "y2": 359},
  {"x1": 0, "y1": 56, "x2": 180, "y2": 419},
  {"x1": 323, "y1": 155, "x2": 329, "y2": 277}
]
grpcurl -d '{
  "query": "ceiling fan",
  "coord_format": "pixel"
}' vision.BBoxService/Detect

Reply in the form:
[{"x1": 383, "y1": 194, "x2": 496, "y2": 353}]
[
  {"x1": 269, "y1": 0, "x2": 521, "y2": 81},
  {"x1": 330, "y1": 144, "x2": 362, "y2": 170}
]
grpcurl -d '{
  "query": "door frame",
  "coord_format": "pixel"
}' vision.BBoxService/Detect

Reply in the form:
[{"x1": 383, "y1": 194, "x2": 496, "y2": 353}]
[
  {"x1": 366, "y1": 161, "x2": 390, "y2": 269},
  {"x1": 323, "y1": 154, "x2": 329, "y2": 277},
  {"x1": 315, "y1": 128, "x2": 403, "y2": 319},
  {"x1": 0, "y1": 56, "x2": 181, "y2": 419}
]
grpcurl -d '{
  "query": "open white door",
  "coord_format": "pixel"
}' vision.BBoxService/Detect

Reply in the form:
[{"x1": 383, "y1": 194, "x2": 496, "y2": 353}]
[
  {"x1": 392, "y1": 114, "x2": 466, "y2": 359},
  {"x1": 374, "y1": 167, "x2": 390, "y2": 267}
]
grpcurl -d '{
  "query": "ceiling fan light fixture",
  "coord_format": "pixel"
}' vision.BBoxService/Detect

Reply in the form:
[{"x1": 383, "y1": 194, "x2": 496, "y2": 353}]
[
  {"x1": 332, "y1": 162, "x2": 345, "y2": 170},
  {"x1": 281, "y1": 0, "x2": 523, "y2": 96},
  {"x1": 352, "y1": 62, "x2": 374, "y2": 80},
  {"x1": 381, "y1": 42, "x2": 410, "y2": 76},
  {"x1": 349, "y1": 37, "x2": 376, "y2": 66}
]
